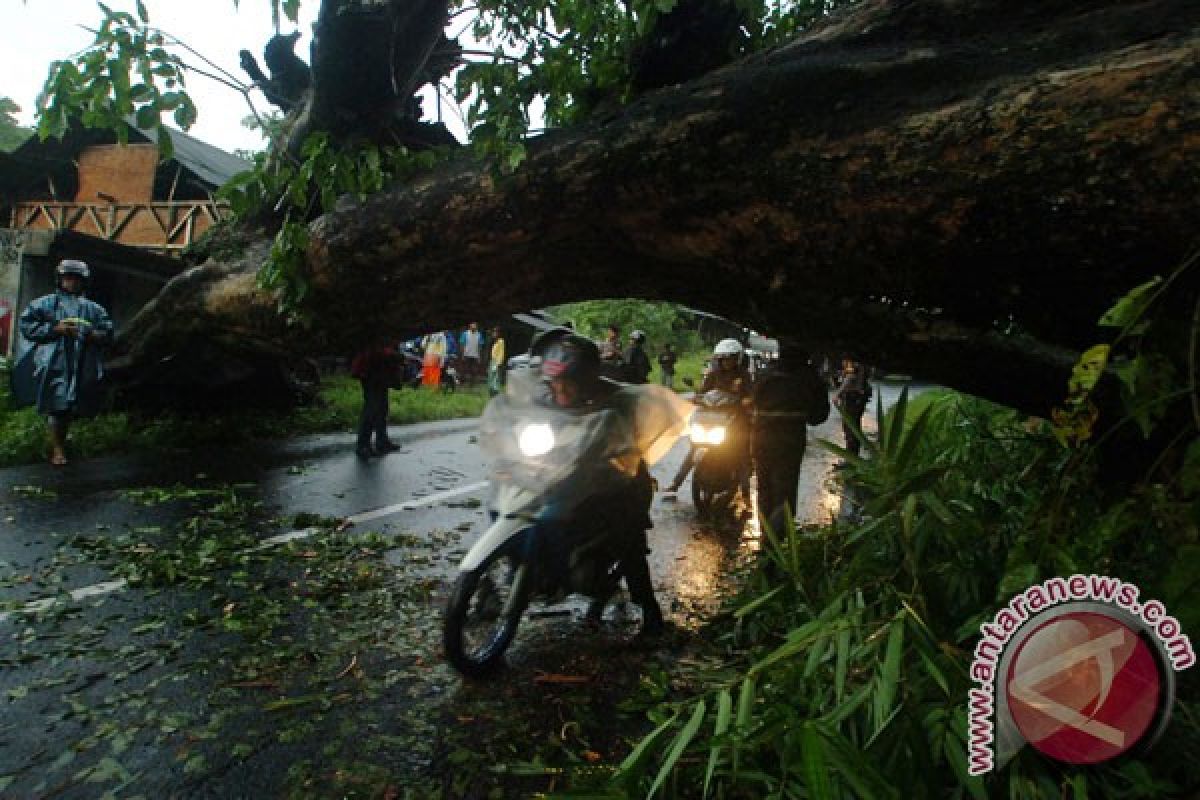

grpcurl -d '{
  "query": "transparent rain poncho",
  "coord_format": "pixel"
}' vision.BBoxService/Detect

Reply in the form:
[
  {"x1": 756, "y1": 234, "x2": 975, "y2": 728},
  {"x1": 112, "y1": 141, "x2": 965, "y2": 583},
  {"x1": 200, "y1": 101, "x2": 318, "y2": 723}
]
[{"x1": 479, "y1": 367, "x2": 693, "y2": 514}]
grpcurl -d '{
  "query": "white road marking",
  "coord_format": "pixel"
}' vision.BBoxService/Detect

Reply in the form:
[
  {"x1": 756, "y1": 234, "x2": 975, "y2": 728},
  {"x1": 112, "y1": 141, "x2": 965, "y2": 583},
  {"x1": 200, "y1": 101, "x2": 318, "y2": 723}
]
[
  {"x1": 0, "y1": 579, "x2": 129, "y2": 624},
  {"x1": 0, "y1": 480, "x2": 489, "y2": 623},
  {"x1": 345, "y1": 481, "x2": 488, "y2": 525},
  {"x1": 254, "y1": 526, "x2": 323, "y2": 549}
]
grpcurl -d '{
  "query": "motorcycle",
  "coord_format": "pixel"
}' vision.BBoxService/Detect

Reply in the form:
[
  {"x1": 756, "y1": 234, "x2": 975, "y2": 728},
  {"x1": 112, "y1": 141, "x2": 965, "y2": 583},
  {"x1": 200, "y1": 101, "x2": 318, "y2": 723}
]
[
  {"x1": 687, "y1": 388, "x2": 749, "y2": 516},
  {"x1": 442, "y1": 369, "x2": 690, "y2": 678},
  {"x1": 397, "y1": 343, "x2": 458, "y2": 392}
]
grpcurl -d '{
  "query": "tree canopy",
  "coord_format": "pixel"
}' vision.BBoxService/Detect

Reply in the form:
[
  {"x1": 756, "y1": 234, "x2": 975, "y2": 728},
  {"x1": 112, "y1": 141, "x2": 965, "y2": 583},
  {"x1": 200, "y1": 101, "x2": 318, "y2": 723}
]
[{"x1": 0, "y1": 97, "x2": 32, "y2": 152}]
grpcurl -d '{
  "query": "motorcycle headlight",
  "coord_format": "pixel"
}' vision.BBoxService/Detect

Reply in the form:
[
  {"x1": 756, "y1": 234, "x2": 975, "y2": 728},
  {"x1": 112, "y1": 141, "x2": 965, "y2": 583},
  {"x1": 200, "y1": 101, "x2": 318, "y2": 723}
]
[
  {"x1": 518, "y1": 423, "x2": 555, "y2": 457},
  {"x1": 689, "y1": 424, "x2": 727, "y2": 445}
]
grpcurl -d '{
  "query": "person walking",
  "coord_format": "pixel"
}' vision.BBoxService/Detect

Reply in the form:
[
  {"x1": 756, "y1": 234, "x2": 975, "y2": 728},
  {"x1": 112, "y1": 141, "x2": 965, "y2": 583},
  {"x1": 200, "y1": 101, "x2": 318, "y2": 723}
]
[
  {"x1": 623, "y1": 330, "x2": 652, "y2": 384},
  {"x1": 487, "y1": 326, "x2": 506, "y2": 396},
  {"x1": 657, "y1": 342, "x2": 677, "y2": 389},
  {"x1": 350, "y1": 340, "x2": 401, "y2": 459},
  {"x1": 751, "y1": 344, "x2": 830, "y2": 532},
  {"x1": 833, "y1": 359, "x2": 872, "y2": 458},
  {"x1": 14, "y1": 259, "x2": 113, "y2": 466}
]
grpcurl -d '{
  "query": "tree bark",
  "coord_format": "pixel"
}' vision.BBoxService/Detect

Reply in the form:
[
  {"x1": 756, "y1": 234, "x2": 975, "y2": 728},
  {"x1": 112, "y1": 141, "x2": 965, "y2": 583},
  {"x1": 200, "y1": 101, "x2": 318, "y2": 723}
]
[{"x1": 115, "y1": 0, "x2": 1200, "y2": 416}]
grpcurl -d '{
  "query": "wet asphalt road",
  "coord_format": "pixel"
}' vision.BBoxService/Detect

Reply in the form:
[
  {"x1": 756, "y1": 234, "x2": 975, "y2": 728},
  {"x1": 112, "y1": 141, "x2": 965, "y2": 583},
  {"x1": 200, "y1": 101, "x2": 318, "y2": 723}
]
[{"x1": 0, "y1": 384, "x2": 905, "y2": 797}]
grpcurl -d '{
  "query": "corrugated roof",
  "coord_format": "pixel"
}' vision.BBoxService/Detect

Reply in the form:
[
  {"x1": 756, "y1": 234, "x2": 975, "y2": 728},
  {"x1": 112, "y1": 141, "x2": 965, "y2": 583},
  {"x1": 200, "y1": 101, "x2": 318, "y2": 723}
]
[{"x1": 134, "y1": 124, "x2": 252, "y2": 188}]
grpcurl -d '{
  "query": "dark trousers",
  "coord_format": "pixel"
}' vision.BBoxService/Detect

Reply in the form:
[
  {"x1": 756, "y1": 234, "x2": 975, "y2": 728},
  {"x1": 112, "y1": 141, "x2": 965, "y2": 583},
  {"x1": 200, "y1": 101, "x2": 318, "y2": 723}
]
[
  {"x1": 462, "y1": 356, "x2": 481, "y2": 385},
  {"x1": 754, "y1": 436, "x2": 805, "y2": 533},
  {"x1": 356, "y1": 380, "x2": 390, "y2": 451},
  {"x1": 586, "y1": 465, "x2": 662, "y2": 621},
  {"x1": 840, "y1": 393, "x2": 869, "y2": 456}
]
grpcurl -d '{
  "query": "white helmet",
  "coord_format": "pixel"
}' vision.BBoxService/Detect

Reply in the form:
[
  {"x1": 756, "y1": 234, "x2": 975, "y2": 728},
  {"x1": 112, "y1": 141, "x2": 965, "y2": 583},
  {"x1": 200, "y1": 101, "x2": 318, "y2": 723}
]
[{"x1": 713, "y1": 338, "x2": 743, "y2": 357}]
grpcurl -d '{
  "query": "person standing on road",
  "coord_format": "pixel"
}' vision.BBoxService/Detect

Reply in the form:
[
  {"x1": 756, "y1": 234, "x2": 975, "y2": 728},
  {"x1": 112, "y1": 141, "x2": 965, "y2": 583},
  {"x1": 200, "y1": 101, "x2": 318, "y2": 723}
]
[
  {"x1": 350, "y1": 340, "x2": 401, "y2": 459},
  {"x1": 598, "y1": 324, "x2": 623, "y2": 379},
  {"x1": 751, "y1": 344, "x2": 830, "y2": 532},
  {"x1": 487, "y1": 326, "x2": 506, "y2": 396},
  {"x1": 833, "y1": 359, "x2": 872, "y2": 458},
  {"x1": 657, "y1": 342, "x2": 677, "y2": 389},
  {"x1": 421, "y1": 331, "x2": 447, "y2": 388},
  {"x1": 459, "y1": 322, "x2": 484, "y2": 387},
  {"x1": 623, "y1": 330, "x2": 652, "y2": 384},
  {"x1": 14, "y1": 259, "x2": 113, "y2": 466}
]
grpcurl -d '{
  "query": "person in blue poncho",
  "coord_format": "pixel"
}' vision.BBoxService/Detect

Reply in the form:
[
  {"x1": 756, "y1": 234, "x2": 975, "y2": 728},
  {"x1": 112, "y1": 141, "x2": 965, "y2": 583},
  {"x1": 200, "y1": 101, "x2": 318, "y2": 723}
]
[{"x1": 15, "y1": 259, "x2": 114, "y2": 465}]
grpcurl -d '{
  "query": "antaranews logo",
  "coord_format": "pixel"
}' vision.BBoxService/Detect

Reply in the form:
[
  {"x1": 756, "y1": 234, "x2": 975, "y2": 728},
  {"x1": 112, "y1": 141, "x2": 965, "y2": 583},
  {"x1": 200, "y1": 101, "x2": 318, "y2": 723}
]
[{"x1": 966, "y1": 574, "x2": 1194, "y2": 775}]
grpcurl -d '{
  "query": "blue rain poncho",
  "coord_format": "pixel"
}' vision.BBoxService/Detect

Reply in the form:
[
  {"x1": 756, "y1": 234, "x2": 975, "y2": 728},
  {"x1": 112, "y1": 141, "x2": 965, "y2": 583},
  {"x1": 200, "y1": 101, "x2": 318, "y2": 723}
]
[{"x1": 13, "y1": 291, "x2": 114, "y2": 415}]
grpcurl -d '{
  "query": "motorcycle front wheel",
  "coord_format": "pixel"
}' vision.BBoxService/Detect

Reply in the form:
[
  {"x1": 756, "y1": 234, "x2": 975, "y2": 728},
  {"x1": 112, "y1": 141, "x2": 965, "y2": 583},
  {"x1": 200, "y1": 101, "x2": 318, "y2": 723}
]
[
  {"x1": 443, "y1": 550, "x2": 527, "y2": 678},
  {"x1": 693, "y1": 457, "x2": 736, "y2": 517}
]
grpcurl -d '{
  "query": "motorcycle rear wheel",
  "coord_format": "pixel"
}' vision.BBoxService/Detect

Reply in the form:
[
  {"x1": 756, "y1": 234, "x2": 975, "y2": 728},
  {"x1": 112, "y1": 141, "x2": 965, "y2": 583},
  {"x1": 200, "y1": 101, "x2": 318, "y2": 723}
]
[{"x1": 443, "y1": 551, "x2": 526, "y2": 678}]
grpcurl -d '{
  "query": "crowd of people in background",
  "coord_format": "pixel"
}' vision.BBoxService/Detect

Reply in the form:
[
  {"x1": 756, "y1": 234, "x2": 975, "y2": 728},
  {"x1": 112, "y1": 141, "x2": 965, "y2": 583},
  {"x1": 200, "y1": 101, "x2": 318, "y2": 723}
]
[{"x1": 354, "y1": 318, "x2": 876, "y2": 513}]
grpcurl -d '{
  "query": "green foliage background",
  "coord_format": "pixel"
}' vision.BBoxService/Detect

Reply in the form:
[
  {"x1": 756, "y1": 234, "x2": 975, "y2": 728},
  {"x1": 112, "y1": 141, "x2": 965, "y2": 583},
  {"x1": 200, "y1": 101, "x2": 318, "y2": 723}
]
[
  {"x1": 0, "y1": 97, "x2": 31, "y2": 152},
  {"x1": 564, "y1": 272, "x2": 1200, "y2": 799}
]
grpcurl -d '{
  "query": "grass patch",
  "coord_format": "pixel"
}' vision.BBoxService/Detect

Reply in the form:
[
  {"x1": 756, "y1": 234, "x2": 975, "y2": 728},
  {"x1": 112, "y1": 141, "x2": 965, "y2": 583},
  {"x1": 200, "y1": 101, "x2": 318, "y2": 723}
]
[{"x1": 0, "y1": 371, "x2": 487, "y2": 468}]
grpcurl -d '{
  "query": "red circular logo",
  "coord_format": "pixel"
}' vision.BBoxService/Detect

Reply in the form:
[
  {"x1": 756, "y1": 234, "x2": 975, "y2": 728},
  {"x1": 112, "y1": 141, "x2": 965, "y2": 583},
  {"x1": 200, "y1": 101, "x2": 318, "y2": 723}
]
[{"x1": 1005, "y1": 611, "x2": 1161, "y2": 764}]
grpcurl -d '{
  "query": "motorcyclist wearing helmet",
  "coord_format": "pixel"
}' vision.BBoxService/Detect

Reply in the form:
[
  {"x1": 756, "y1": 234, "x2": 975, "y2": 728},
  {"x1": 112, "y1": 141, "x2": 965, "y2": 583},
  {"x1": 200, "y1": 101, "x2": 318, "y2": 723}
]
[
  {"x1": 622, "y1": 329, "x2": 652, "y2": 384},
  {"x1": 15, "y1": 259, "x2": 114, "y2": 466},
  {"x1": 663, "y1": 338, "x2": 754, "y2": 496},
  {"x1": 533, "y1": 330, "x2": 665, "y2": 637}
]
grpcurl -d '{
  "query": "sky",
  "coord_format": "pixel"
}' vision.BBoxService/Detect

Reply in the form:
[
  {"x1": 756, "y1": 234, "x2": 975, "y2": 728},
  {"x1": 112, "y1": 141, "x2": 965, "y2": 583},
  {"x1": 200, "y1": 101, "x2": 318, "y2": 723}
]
[{"x1": 1, "y1": 0, "x2": 467, "y2": 155}]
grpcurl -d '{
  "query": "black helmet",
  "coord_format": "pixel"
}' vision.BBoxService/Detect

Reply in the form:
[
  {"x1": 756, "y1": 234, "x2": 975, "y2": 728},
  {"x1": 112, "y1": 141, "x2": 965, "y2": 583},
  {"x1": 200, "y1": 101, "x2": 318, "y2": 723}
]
[
  {"x1": 535, "y1": 331, "x2": 601, "y2": 384},
  {"x1": 56, "y1": 259, "x2": 90, "y2": 280},
  {"x1": 630, "y1": 329, "x2": 646, "y2": 343}
]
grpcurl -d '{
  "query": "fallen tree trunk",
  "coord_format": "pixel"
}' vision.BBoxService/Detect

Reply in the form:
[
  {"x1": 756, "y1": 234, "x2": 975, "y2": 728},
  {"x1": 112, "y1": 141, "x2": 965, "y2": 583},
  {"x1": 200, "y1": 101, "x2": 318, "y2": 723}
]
[{"x1": 115, "y1": 0, "x2": 1200, "y2": 416}]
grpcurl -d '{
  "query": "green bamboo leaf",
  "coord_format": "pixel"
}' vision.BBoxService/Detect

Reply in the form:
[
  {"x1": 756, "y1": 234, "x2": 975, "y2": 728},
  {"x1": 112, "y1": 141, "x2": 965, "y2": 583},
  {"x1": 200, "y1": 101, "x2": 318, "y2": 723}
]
[
  {"x1": 878, "y1": 614, "x2": 905, "y2": 723},
  {"x1": 884, "y1": 386, "x2": 909, "y2": 458},
  {"x1": 263, "y1": 694, "x2": 320, "y2": 712},
  {"x1": 735, "y1": 676, "x2": 755, "y2": 730},
  {"x1": 649, "y1": 699, "x2": 707, "y2": 797},
  {"x1": 703, "y1": 689, "x2": 733, "y2": 798},
  {"x1": 919, "y1": 490, "x2": 955, "y2": 525},
  {"x1": 821, "y1": 680, "x2": 873, "y2": 727},
  {"x1": 801, "y1": 722, "x2": 833, "y2": 800},
  {"x1": 751, "y1": 619, "x2": 826, "y2": 675},
  {"x1": 817, "y1": 723, "x2": 898, "y2": 800},
  {"x1": 844, "y1": 514, "x2": 889, "y2": 545},
  {"x1": 835, "y1": 626, "x2": 851, "y2": 701},
  {"x1": 943, "y1": 726, "x2": 988, "y2": 800},
  {"x1": 917, "y1": 645, "x2": 950, "y2": 697},
  {"x1": 733, "y1": 585, "x2": 783, "y2": 619},
  {"x1": 616, "y1": 711, "x2": 679, "y2": 784},
  {"x1": 815, "y1": 436, "x2": 868, "y2": 470},
  {"x1": 803, "y1": 628, "x2": 830, "y2": 679},
  {"x1": 901, "y1": 493, "x2": 918, "y2": 541},
  {"x1": 894, "y1": 404, "x2": 934, "y2": 473},
  {"x1": 732, "y1": 675, "x2": 756, "y2": 777}
]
